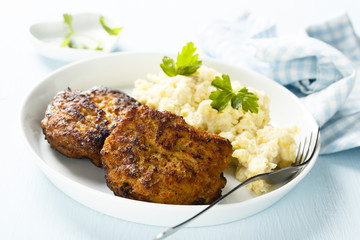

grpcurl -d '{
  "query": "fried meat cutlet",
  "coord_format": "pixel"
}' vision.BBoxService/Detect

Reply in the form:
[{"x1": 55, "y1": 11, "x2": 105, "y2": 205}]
[
  {"x1": 41, "y1": 87, "x2": 140, "y2": 167},
  {"x1": 101, "y1": 105, "x2": 233, "y2": 205}
]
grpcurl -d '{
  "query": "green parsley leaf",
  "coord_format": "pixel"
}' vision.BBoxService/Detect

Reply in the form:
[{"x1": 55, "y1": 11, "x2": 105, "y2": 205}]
[
  {"x1": 210, "y1": 74, "x2": 259, "y2": 113},
  {"x1": 95, "y1": 45, "x2": 103, "y2": 51},
  {"x1": 61, "y1": 14, "x2": 121, "y2": 51},
  {"x1": 63, "y1": 14, "x2": 73, "y2": 32},
  {"x1": 211, "y1": 74, "x2": 232, "y2": 92},
  {"x1": 232, "y1": 87, "x2": 259, "y2": 113},
  {"x1": 99, "y1": 16, "x2": 123, "y2": 36},
  {"x1": 209, "y1": 88, "x2": 234, "y2": 112},
  {"x1": 61, "y1": 14, "x2": 75, "y2": 47},
  {"x1": 160, "y1": 56, "x2": 177, "y2": 77},
  {"x1": 61, "y1": 33, "x2": 72, "y2": 47},
  {"x1": 160, "y1": 42, "x2": 202, "y2": 77}
]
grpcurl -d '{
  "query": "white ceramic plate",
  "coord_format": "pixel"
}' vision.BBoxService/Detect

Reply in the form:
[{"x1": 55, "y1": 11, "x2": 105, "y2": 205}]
[
  {"x1": 29, "y1": 13, "x2": 121, "y2": 62},
  {"x1": 20, "y1": 52, "x2": 319, "y2": 227}
]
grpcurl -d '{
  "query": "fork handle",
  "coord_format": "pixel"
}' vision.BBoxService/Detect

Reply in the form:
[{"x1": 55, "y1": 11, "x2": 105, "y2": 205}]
[{"x1": 154, "y1": 175, "x2": 263, "y2": 240}]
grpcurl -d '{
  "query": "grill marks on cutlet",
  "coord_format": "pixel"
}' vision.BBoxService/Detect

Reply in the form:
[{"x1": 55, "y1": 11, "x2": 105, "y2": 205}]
[
  {"x1": 41, "y1": 87, "x2": 140, "y2": 168},
  {"x1": 101, "y1": 105, "x2": 233, "y2": 205}
]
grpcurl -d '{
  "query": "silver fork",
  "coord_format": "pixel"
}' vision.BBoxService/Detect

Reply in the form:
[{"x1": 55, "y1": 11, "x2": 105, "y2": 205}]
[{"x1": 154, "y1": 127, "x2": 320, "y2": 240}]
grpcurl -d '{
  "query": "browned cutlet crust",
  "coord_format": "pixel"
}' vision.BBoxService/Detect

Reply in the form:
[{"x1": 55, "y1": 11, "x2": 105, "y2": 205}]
[
  {"x1": 101, "y1": 105, "x2": 233, "y2": 205},
  {"x1": 86, "y1": 87, "x2": 140, "y2": 131},
  {"x1": 41, "y1": 87, "x2": 140, "y2": 167}
]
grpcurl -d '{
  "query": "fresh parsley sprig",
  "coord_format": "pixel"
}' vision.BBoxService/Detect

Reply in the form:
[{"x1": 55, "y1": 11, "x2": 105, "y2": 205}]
[
  {"x1": 160, "y1": 42, "x2": 202, "y2": 77},
  {"x1": 62, "y1": 14, "x2": 76, "y2": 48},
  {"x1": 99, "y1": 16, "x2": 123, "y2": 36},
  {"x1": 209, "y1": 74, "x2": 259, "y2": 113},
  {"x1": 61, "y1": 14, "x2": 122, "y2": 51}
]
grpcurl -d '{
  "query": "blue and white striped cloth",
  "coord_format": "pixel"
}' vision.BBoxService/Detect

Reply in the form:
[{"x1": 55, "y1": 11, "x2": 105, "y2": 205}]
[{"x1": 200, "y1": 13, "x2": 359, "y2": 154}]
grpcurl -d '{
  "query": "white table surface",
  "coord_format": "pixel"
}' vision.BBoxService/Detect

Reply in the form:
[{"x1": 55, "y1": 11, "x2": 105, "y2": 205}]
[{"x1": 1, "y1": 0, "x2": 359, "y2": 239}]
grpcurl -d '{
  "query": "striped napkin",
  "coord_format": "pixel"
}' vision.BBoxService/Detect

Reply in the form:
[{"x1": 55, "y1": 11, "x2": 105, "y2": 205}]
[{"x1": 200, "y1": 13, "x2": 359, "y2": 154}]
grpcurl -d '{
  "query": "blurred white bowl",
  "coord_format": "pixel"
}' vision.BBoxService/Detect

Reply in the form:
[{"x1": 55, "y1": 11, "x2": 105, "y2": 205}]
[{"x1": 29, "y1": 13, "x2": 122, "y2": 62}]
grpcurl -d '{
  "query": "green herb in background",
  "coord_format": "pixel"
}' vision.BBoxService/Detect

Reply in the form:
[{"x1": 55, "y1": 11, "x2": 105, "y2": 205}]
[
  {"x1": 61, "y1": 14, "x2": 122, "y2": 51},
  {"x1": 100, "y1": 16, "x2": 123, "y2": 36},
  {"x1": 209, "y1": 74, "x2": 259, "y2": 113},
  {"x1": 62, "y1": 14, "x2": 75, "y2": 48},
  {"x1": 160, "y1": 42, "x2": 202, "y2": 77}
]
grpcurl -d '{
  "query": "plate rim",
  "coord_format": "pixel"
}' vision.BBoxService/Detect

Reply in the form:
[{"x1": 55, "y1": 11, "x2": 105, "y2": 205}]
[{"x1": 20, "y1": 51, "x2": 320, "y2": 226}]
